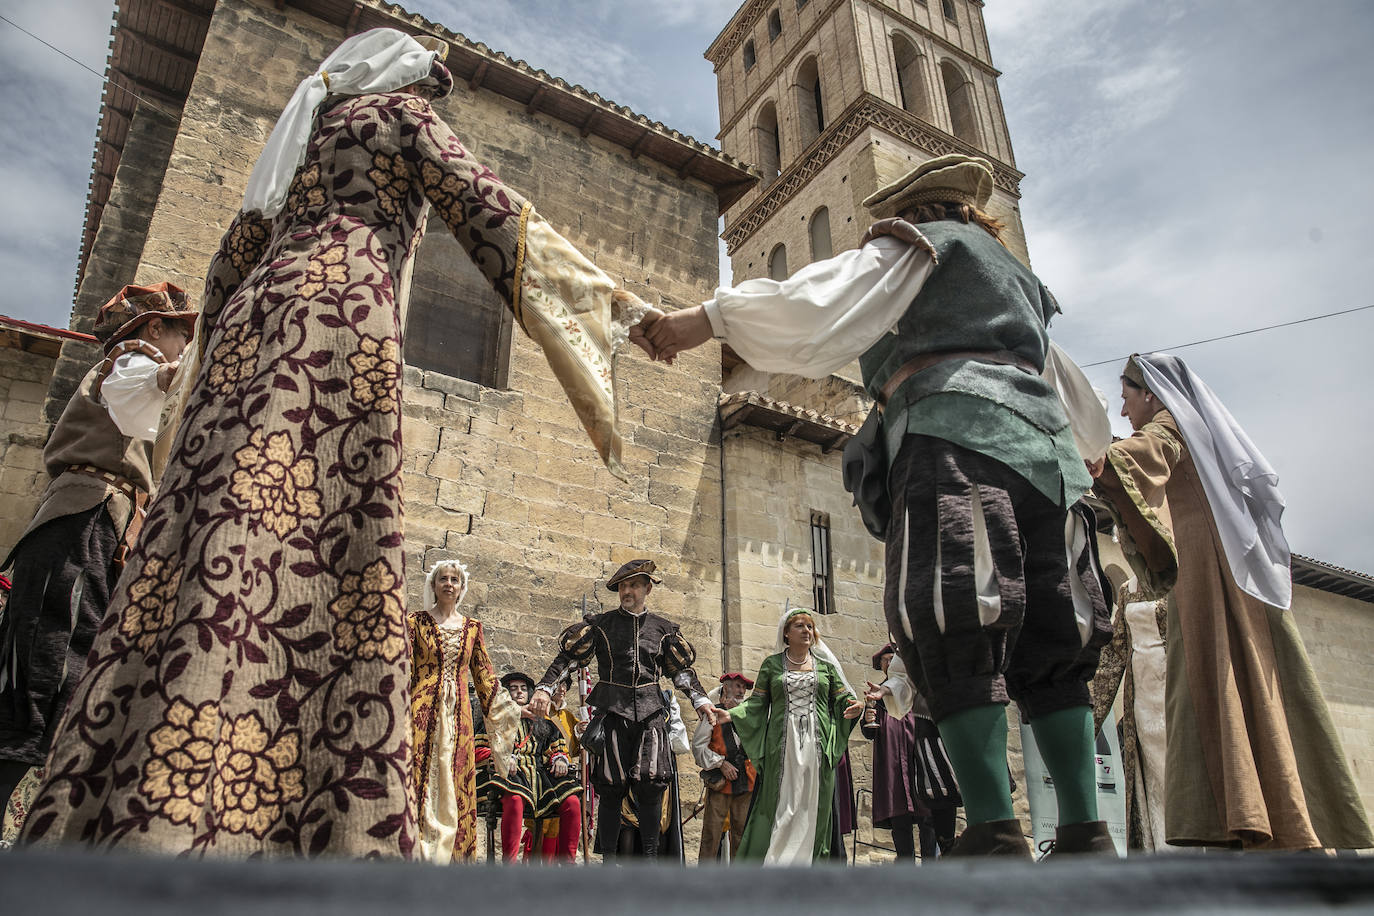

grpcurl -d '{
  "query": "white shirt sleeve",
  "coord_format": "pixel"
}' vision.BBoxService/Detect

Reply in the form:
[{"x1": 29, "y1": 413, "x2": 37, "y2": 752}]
[
  {"x1": 99, "y1": 352, "x2": 167, "y2": 440},
  {"x1": 702, "y1": 236, "x2": 936, "y2": 379},
  {"x1": 691, "y1": 715, "x2": 724, "y2": 770},
  {"x1": 1041, "y1": 340, "x2": 1112, "y2": 462},
  {"x1": 881, "y1": 654, "x2": 916, "y2": 718},
  {"x1": 667, "y1": 698, "x2": 691, "y2": 755}
]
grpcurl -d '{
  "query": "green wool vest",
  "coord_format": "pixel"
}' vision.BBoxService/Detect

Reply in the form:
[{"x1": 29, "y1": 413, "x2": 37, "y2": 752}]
[{"x1": 858, "y1": 219, "x2": 1090, "y2": 508}]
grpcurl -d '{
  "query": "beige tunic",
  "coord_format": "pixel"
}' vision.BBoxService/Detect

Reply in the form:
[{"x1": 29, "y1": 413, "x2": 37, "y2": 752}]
[{"x1": 1097, "y1": 410, "x2": 1371, "y2": 849}]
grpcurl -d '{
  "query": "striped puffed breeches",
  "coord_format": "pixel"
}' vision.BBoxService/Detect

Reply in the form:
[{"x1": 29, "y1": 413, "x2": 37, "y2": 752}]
[{"x1": 884, "y1": 435, "x2": 1112, "y2": 723}]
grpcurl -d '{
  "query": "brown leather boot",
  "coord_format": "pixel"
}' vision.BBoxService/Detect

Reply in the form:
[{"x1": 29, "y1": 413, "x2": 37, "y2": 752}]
[
  {"x1": 1044, "y1": 820, "x2": 1116, "y2": 857},
  {"x1": 946, "y1": 819, "x2": 1032, "y2": 858}
]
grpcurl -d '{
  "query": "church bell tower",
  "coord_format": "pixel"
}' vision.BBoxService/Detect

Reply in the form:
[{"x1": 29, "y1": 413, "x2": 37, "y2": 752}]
[{"x1": 706, "y1": 0, "x2": 1030, "y2": 288}]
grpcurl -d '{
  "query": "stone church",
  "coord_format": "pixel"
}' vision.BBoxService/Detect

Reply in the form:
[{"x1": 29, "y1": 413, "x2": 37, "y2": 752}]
[{"x1": 1, "y1": 0, "x2": 1372, "y2": 859}]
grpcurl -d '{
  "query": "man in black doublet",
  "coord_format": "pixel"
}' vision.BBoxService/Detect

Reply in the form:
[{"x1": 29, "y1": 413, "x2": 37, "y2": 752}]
[{"x1": 529, "y1": 558, "x2": 713, "y2": 861}]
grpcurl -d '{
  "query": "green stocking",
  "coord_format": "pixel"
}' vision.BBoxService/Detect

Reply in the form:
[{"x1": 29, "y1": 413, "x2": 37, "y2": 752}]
[
  {"x1": 1029, "y1": 705, "x2": 1099, "y2": 826},
  {"x1": 936, "y1": 704, "x2": 1014, "y2": 825}
]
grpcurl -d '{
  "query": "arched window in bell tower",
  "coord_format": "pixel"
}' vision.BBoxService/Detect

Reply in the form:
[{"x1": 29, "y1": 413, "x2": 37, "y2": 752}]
[
  {"x1": 795, "y1": 56, "x2": 824, "y2": 149},
  {"x1": 743, "y1": 40, "x2": 756, "y2": 71},
  {"x1": 941, "y1": 0, "x2": 957, "y2": 22},
  {"x1": 769, "y1": 244, "x2": 789, "y2": 280},
  {"x1": 755, "y1": 102, "x2": 782, "y2": 186},
  {"x1": 768, "y1": 9, "x2": 782, "y2": 41},
  {"x1": 890, "y1": 33, "x2": 934, "y2": 120},
  {"x1": 892, "y1": 33, "x2": 930, "y2": 120},
  {"x1": 809, "y1": 206, "x2": 832, "y2": 261},
  {"x1": 940, "y1": 59, "x2": 980, "y2": 145}
]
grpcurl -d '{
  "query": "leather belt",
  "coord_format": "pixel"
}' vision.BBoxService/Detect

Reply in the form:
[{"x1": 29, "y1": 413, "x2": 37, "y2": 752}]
[
  {"x1": 877, "y1": 348, "x2": 1039, "y2": 409},
  {"x1": 66, "y1": 464, "x2": 149, "y2": 571}
]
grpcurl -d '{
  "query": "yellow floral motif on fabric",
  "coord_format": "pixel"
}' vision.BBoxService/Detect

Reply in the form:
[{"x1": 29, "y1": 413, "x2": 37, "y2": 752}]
[
  {"x1": 141, "y1": 698, "x2": 218, "y2": 826},
  {"x1": 418, "y1": 159, "x2": 469, "y2": 229},
  {"x1": 207, "y1": 322, "x2": 261, "y2": 395},
  {"x1": 285, "y1": 162, "x2": 327, "y2": 219},
  {"x1": 119, "y1": 555, "x2": 183, "y2": 654},
  {"x1": 230, "y1": 429, "x2": 323, "y2": 538},
  {"x1": 329, "y1": 558, "x2": 407, "y2": 662},
  {"x1": 347, "y1": 335, "x2": 400, "y2": 413},
  {"x1": 210, "y1": 711, "x2": 305, "y2": 837},
  {"x1": 299, "y1": 244, "x2": 350, "y2": 300},
  {"x1": 226, "y1": 217, "x2": 270, "y2": 274},
  {"x1": 367, "y1": 151, "x2": 411, "y2": 220}
]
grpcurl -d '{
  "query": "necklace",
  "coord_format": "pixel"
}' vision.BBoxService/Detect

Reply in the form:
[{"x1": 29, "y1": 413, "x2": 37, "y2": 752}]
[{"x1": 784, "y1": 648, "x2": 810, "y2": 667}]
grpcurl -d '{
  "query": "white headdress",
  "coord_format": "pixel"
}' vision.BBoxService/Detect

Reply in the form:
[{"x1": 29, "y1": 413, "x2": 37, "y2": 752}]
[
  {"x1": 774, "y1": 604, "x2": 856, "y2": 700},
  {"x1": 1131, "y1": 352, "x2": 1291, "y2": 609},
  {"x1": 242, "y1": 28, "x2": 438, "y2": 218},
  {"x1": 423, "y1": 559, "x2": 469, "y2": 616}
]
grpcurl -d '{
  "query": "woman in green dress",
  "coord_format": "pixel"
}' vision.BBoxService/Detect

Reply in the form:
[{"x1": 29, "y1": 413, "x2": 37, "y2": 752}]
[{"x1": 721, "y1": 608, "x2": 863, "y2": 863}]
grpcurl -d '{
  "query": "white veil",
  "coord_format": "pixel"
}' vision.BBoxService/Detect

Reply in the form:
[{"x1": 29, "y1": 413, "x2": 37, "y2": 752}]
[
  {"x1": 775, "y1": 606, "x2": 857, "y2": 700},
  {"x1": 1132, "y1": 352, "x2": 1292, "y2": 609},
  {"x1": 242, "y1": 28, "x2": 438, "y2": 218}
]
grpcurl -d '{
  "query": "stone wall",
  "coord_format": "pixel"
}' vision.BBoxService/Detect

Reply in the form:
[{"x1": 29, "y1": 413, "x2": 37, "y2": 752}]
[
  {"x1": 0, "y1": 347, "x2": 60, "y2": 559},
  {"x1": 45, "y1": 105, "x2": 181, "y2": 424},
  {"x1": 1287, "y1": 585, "x2": 1374, "y2": 823}
]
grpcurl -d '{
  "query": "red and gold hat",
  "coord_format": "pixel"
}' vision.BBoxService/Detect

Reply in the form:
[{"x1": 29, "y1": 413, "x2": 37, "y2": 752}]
[
  {"x1": 719, "y1": 672, "x2": 754, "y2": 689},
  {"x1": 93, "y1": 282, "x2": 198, "y2": 354}
]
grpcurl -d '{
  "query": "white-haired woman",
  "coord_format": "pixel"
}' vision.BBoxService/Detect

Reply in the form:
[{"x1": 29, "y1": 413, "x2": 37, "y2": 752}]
[
  {"x1": 408, "y1": 560, "x2": 517, "y2": 863},
  {"x1": 719, "y1": 607, "x2": 863, "y2": 864}
]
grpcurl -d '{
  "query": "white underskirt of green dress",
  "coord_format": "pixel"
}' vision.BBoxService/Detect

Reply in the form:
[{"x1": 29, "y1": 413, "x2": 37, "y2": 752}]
[{"x1": 764, "y1": 669, "x2": 819, "y2": 865}]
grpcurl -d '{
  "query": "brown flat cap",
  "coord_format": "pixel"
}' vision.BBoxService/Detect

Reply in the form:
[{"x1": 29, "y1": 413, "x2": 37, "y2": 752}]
[
  {"x1": 94, "y1": 282, "x2": 198, "y2": 355},
  {"x1": 606, "y1": 558, "x2": 662, "y2": 591},
  {"x1": 863, "y1": 153, "x2": 995, "y2": 219}
]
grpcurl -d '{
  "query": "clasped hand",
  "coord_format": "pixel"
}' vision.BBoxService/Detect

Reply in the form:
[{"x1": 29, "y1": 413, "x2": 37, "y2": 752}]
[{"x1": 627, "y1": 305, "x2": 714, "y2": 365}]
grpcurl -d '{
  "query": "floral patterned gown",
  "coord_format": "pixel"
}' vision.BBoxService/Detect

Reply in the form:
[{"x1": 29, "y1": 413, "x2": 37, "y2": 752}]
[{"x1": 22, "y1": 90, "x2": 641, "y2": 857}]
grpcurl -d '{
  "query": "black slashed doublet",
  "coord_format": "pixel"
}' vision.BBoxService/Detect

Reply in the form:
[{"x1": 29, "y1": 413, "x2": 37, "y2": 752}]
[{"x1": 539, "y1": 608, "x2": 706, "y2": 721}]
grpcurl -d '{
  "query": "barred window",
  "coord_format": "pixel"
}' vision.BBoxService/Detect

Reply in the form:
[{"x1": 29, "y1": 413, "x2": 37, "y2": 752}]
[{"x1": 810, "y1": 510, "x2": 834, "y2": 615}]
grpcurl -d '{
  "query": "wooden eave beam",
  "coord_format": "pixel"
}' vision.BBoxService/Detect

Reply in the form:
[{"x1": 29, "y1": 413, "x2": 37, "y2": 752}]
[
  {"x1": 106, "y1": 69, "x2": 186, "y2": 108},
  {"x1": 629, "y1": 127, "x2": 652, "y2": 160},
  {"x1": 777, "y1": 419, "x2": 804, "y2": 440},
  {"x1": 144, "y1": 0, "x2": 213, "y2": 23},
  {"x1": 467, "y1": 60, "x2": 488, "y2": 91},
  {"x1": 525, "y1": 85, "x2": 547, "y2": 115},
  {"x1": 578, "y1": 108, "x2": 599, "y2": 138},
  {"x1": 120, "y1": 26, "x2": 199, "y2": 66},
  {"x1": 676, "y1": 150, "x2": 699, "y2": 180},
  {"x1": 346, "y1": 3, "x2": 363, "y2": 34}
]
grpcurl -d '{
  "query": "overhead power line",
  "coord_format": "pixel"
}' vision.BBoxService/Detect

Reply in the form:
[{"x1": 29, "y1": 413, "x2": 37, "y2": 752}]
[
  {"x1": 0, "y1": 13, "x2": 181, "y2": 118},
  {"x1": 1079, "y1": 303, "x2": 1374, "y2": 369}
]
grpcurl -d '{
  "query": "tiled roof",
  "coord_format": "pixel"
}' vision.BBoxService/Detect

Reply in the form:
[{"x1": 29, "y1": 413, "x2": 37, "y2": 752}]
[
  {"x1": 1292, "y1": 554, "x2": 1374, "y2": 605},
  {"x1": 718, "y1": 390, "x2": 856, "y2": 451}
]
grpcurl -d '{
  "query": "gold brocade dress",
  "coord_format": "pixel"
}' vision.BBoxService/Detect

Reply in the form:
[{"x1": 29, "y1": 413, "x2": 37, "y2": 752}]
[{"x1": 409, "y1": 612, "x2": 515, "y2": 863}]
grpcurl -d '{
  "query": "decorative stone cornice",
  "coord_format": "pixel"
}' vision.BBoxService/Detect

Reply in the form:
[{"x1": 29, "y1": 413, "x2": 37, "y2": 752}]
[
  {"x1": 722, "y1": 92, "x2": 1022, "y2": 253},
  {"x1": 705, "y1": 0, "x2": 776, "y2": 65}
]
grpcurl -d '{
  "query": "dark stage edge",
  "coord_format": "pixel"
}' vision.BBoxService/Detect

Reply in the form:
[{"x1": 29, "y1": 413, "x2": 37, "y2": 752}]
[{"x1": 3, "y1": 848, "x2": 1373, "y2": 914}]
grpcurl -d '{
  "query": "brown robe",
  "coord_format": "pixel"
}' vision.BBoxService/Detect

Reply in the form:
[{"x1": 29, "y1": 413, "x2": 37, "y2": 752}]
[{"x1": 1096, "y1": 410, "x2": 1371, "y2": 849}]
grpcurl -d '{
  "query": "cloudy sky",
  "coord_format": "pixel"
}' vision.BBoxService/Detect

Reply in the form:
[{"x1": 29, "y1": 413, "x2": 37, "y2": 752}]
[{"x1": 1, "y1": 0, "x2": 1370, "y2": 571}]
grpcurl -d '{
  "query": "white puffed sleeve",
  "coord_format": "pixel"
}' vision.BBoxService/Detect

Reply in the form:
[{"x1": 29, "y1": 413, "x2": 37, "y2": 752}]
[
  {"x1": 701, "y1": 236, "x2": 935, "y2": 379},
  {"x1": 99, "y1": 352, "x2": 167, "y2": 440}
]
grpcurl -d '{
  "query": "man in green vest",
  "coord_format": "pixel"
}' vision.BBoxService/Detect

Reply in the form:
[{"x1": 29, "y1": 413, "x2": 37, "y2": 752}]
[{"x1": 641, "y1": 155, "x2": 1113, "y2": 856}]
